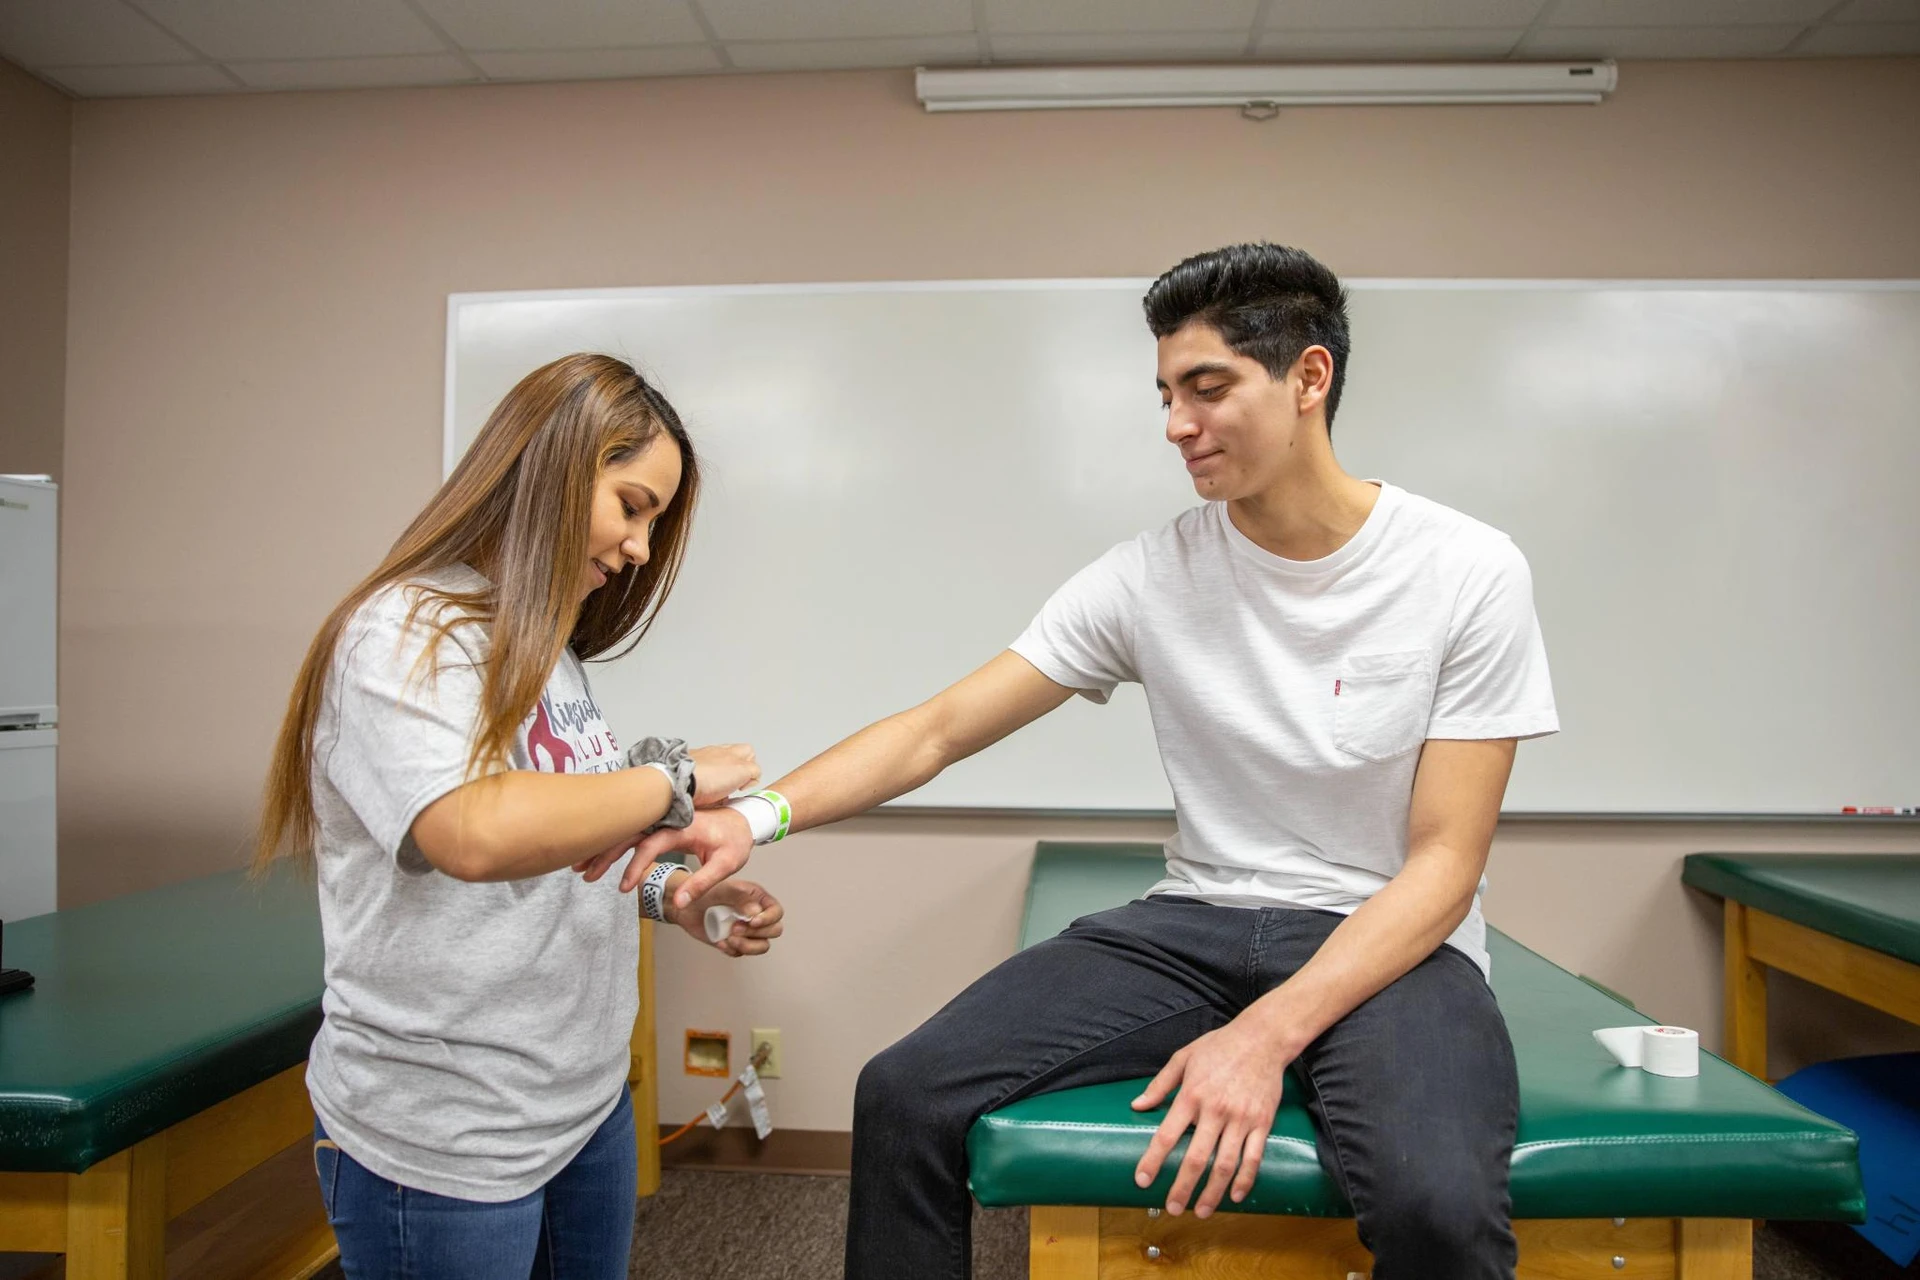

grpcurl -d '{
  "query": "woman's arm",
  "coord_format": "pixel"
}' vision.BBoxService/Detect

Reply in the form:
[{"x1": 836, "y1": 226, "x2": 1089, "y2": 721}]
[
  {"x1": 411, "y1": 766, "x2": 676, "y2": 882},
  {"x1": 597, "y1": 651, "x2": 1076, "y2": 902}
]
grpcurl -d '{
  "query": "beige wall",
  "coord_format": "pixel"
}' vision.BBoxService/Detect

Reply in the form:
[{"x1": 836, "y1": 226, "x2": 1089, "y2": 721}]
[
  {"x1": 60, "y1": 60, "x2": 1920, "y2": 1128},
  {"x1": 0, "y1": 60, "x2": 69, "y2": 482}
]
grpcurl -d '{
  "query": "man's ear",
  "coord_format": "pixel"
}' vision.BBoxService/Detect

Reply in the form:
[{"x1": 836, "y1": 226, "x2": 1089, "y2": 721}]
[{"x1": 1294, "y1": 346, "x2": 1335, "y2": 414}]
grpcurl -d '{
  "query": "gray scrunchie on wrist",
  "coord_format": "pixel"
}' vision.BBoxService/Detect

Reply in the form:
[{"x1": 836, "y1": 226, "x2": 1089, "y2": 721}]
[{"x1": 626, "y1": 736, "x2": 696, "y2": 830}]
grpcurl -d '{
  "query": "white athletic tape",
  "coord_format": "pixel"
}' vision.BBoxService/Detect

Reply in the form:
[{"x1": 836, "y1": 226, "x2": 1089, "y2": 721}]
[
  {"x1": 1592, "y1": 1025, "x2": 1700, "y2": 1077},
  {"x1": 705, "y1": 905, "x2": 747, "y2": 944},
  {"x1": 744, "y1": 1076, "x2": 773, "y2": 1140}
]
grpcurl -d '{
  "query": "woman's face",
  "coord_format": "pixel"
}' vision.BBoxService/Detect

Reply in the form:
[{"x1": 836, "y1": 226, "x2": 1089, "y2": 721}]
[{"x1": 579, "y1": 434, "x2": 684, "y2": 602}]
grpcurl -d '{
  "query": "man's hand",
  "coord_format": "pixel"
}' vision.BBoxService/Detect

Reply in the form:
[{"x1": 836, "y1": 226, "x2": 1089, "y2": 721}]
[
  {"x1": 668, "y1": 875, "x2": 784, "y2": 956},
  {"x1": 1130, "y1": 1016, "x2": 1291, "y2": 1219}
]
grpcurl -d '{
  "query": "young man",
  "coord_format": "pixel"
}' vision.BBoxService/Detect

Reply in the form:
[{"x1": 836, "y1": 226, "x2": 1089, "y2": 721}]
[{"x1": 598, "y1": 244, "x2": 1557, "y2": 1280}]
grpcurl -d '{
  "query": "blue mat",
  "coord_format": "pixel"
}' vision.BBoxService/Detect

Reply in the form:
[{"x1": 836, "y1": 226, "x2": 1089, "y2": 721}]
[{"x1": 1775, "y1": 1053, "x2": 1920, "y2": 1265}]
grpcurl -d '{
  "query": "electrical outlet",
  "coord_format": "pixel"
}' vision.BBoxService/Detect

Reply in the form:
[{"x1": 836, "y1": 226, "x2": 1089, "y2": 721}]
[{"x1": 750, "y1": 1027, "x2": 782, "y2": 1078}]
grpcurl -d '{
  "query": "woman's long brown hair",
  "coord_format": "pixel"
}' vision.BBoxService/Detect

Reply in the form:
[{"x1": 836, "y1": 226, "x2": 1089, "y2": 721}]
[{"x1": 253, "y1": 353, "x2": 700, "y2": 876}]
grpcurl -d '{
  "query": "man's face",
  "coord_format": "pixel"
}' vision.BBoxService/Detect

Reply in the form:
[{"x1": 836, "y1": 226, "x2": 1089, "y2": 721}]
[{"x1": 1156, "y1": 321, "x2": 1317, "y2": 502}]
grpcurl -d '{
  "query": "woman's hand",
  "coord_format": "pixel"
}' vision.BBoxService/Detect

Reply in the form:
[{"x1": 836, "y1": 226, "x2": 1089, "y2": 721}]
[
  {"x1": 667, "y1": 875, "x2": 784, "y2": 956},
  {"x1": 690, "y1": 743, "x2": 759, "y2": 806}
]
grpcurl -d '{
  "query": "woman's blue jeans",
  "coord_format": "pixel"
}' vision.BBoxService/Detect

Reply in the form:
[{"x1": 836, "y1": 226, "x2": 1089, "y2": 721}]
[{"x1": 314, "y1": 1087, "x2": 636, "y2": 1280}]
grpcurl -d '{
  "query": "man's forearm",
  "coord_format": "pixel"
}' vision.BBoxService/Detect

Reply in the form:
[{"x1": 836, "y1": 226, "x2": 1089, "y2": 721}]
[
  {"x1": 766, "y1": 706, "x2": 952, "y2": 833},
  {"x1": 742, "y1": 652, "x2": 1069, "y2": 839},
  {"x1": 1240, "y1": 845, "x2": 1483, "y2": 1057}
]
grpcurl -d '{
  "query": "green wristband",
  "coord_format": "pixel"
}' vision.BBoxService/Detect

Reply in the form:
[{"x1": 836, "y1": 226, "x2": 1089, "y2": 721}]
[{"x1": 753, "y1": 789, "x2": 792, "y2": 842}]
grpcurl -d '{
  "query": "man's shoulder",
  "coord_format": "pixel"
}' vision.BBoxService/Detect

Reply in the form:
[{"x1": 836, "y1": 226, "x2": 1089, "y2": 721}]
[
  {"x1": 1387, "y1": 486, "x2": 1524, "y2": 568},
  {"x1": 1128, "y1": 503, "x2": 1219, "y2": 558}
]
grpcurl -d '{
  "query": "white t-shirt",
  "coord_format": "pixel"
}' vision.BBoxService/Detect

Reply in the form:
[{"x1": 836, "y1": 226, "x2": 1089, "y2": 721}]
[
  {"x1": 1010, "y1": 483, "x2": 1557, "y2": 975},
  {"x1": 306, "y1": 565, "x2": 638, "y2": 1201}
]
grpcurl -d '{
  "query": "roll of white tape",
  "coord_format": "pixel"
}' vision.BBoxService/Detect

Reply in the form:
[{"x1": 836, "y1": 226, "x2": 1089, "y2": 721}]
[
  {"x1": 1592, "y1": 1025, "x2": 1645, "y2": 1068},
  {"x1": 1592, "y1": 1025, "x2": 1699, "y2": 1077},
  {"x1": 1642, "y1": 1025, "x2": 1700, "y2": 1077},
  {"x1": 705, "y1": 905, "x2": 747, "y2": 944}
]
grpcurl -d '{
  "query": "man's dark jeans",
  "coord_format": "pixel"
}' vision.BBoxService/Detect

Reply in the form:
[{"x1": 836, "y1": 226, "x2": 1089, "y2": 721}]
[{"x1": 846, "y1": 896, "x2": 1519, "y2": 1280}]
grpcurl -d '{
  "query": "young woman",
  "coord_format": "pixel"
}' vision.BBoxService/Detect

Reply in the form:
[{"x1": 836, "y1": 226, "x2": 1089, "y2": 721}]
[{"x1": 255, "y1": 353, "x2": 782, "y2": 1279}]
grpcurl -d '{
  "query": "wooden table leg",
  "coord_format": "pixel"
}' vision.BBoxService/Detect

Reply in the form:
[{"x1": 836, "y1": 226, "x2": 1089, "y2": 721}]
[
  {"x1": 632, "y1": 917, "x2": 662, "y2": 1199},
  {"x1": 1723, "y1": 901, "x2": 1768, "y2": 1079},
  {"x1": 1677, "y1": 1218, "x2": 1752, "y2": 1279},
  {"x1": 1030, "y1": 1205, "x2": 1100, "y2": 1279},
  {"x1": 65, "y1": 1133, "x2": 167, "y2": 1280}
]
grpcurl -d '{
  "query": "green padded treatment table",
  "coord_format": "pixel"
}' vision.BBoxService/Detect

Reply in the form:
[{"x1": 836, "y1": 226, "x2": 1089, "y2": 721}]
[
  {"x1": 0, "y1": 868, "x2": 335, "y2": 1279},
  {"x1": 968, "y1": 843, "x2": 1864, "y2": 1280},
  {"x1": 1683, "y1": 854, "x2": 1920, "y2": 969},
  {"x1": 1683, "y1": 853, "x2": 1920, "y2": 1083},
  {"x1": 0, "y1": 869, "x2": 324, "y2": 1172}
]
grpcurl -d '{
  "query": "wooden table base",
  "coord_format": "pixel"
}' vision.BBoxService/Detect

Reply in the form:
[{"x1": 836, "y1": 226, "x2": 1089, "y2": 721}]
[
  {"x1": 0, "y1": 1064, "x2": 336, "y2": 1280},
  {"x1": 1722, "y1": 899, "x2": 1920, "y2": 1081},
  {"x1": 1031, "y1": 1207, "x2": 1752, "y2": 1280}
]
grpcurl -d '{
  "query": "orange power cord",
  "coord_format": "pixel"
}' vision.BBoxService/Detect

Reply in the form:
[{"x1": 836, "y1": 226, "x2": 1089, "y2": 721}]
[{"x1": 658, "y1": 1042, "x2": 773, "y2": 1146}]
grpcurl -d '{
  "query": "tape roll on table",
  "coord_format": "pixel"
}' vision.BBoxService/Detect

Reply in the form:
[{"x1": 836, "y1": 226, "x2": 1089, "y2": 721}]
[{"x1": 1592, "y1": 1024, "x2": 1700, "y2": 1077}]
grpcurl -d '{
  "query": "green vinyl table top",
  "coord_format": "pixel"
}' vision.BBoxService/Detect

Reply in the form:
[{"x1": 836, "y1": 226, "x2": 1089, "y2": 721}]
[
  {"x1": 1683, "y1": 853, "x2": 1920, "y2": 967},
  {"x1": 0, "y1": 868, "x2": 324, "y2": 1173},
  {"x1": 969, "y1": 842, "x2": 1864, "y2": 1222}
]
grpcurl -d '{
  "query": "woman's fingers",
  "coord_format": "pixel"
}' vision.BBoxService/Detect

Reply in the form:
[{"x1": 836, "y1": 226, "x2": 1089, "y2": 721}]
[
  {"x1": 688, "y1": 743, "x2": 761, "y2": 804},
  {"x1": 575, "y1": 841, "x2": 633, "y2": 882}
]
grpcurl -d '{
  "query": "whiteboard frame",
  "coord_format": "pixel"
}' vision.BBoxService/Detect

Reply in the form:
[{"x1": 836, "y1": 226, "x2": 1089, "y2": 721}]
[{"x1": 443, "y1": 277, "x2": 1920, "y2": 821}]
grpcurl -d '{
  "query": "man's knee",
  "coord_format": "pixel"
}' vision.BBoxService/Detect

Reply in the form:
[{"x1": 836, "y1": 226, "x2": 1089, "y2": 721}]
[
  {"x1": 1361, "y1": 1163, "x2": 1513, "y2": 1268},
  {"x1": 855, "y1": 1036, "x2": 953, "y2": 1128}
]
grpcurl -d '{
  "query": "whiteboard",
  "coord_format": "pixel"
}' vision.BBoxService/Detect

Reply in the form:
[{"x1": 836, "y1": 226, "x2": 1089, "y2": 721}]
[{"x1": 446, "y1": 280, "x2": 1920, "y2": 816}]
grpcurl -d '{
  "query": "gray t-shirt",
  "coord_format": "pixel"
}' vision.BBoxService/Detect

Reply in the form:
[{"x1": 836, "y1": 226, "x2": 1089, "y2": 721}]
[{"x1": 305, "y1": 565, "x2": 637, "y2": 1202}]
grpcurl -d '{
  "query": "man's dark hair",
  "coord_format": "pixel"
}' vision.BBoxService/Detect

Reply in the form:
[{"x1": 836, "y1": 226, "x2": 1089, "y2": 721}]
[{"x1": 1143, "y1": 243, "x2": 1352, "y2": 428}]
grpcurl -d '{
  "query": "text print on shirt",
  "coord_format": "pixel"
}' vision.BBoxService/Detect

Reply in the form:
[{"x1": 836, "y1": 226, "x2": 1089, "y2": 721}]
[{"x1": 525, "y1": 689, "x2": 620, "y2": 775}]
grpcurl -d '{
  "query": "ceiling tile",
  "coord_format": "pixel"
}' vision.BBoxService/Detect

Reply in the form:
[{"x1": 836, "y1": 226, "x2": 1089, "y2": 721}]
[
  {"x1": 697, "y1": 0, "x2": 973, "y2": 42},
  {"x1": 983, "y1": 0, "x2": 1258, "y2": 36},
  {"x1": 1518, "y1": 24, "x2": 1804, "y2": 56},
  {"x1": 39, "y1": 62, "x2": 235, "y2": 96},
  {"x1": 1793, "y1": 20, "x2": 1920, "y2": 51},
  {"x1": 411, "y1": 0, "x2": 707, "y2": 50},
  {"x1": 226, "y1": 52, "x2": 481, "y2": 90},
  {"x1": 987, "y1": 30, "x2": 1253, "y2": 60},
  {"x1": 1829, "y1": 0, "x2": 1920, "y2": 21},
  {"x1": 129, "y1": 0, "x2": 444, "y2": 60},
  {"x1": 1254, "y1": 27, "x2": 1526, "y2": 58},
  {"x1": 727, "y1": 35, "x2": 980, "y2": 71},
  {"x1": 469, "y1": 45, "x2": 724, "y2": 79},
  {"x1": 1545, "y1": 0, "x2": 1830, "y2": 26},
  {"x1": 0, "y1": 0, "x2": 197, "y2": 68},
  {"x1": 1261, "y1": 0, "x2": 1544, "y2": 31}
]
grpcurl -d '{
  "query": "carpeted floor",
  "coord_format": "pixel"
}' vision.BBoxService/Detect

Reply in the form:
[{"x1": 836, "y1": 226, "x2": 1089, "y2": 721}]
[{"x1": 300, "y1": 1168, "x2": 1917, "y2": 1280}]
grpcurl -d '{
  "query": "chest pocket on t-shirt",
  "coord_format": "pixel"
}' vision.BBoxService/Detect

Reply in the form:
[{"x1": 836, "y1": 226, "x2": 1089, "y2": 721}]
[{"x1": 1333, "y1": 649, "x2": 1435, "y2": 763}]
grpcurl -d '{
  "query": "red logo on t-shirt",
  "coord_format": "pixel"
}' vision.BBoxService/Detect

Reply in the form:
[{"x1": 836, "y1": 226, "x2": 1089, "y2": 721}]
[{"x1": 527, "y1": 698, "x2": 577, "y2": 774}]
